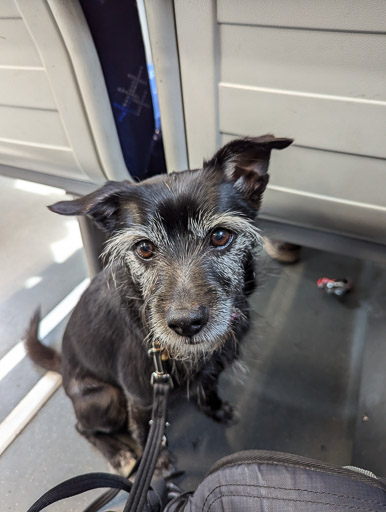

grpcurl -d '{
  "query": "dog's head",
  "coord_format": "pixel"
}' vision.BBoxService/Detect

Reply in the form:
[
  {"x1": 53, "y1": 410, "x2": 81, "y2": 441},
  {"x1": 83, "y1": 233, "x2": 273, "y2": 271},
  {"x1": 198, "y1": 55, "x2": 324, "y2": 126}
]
[{"x1": 50, "y1": 135, "x2": 292, "y2": 360}]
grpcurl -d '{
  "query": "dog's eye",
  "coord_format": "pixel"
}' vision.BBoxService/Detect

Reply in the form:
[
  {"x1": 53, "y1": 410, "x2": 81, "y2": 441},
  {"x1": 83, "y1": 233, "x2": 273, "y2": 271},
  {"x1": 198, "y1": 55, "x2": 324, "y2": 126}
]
[
  {"x1": 210, "y1": 228, "x2": 232, "y2": 248},
  {"x1": 136, "y1": 240, "x2": 155, "y2": 259}
]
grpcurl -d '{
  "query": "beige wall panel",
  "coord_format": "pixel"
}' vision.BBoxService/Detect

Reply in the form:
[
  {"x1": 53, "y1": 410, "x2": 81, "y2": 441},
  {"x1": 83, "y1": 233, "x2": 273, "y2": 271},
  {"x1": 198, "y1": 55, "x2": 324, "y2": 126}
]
[
  {"x1": 261, "y1": 188, "x2": 386, "y2": 244},
  {"x1": 218, "y1": 0, "x2": 386, "y2": 32},
  {"x1": 173, "y1": 0, "x2": 219, "y2": 169},
  {"x1": 221, "y1": 25, "x2": 386, "y2": 100},
  {"x1": 0, "y1": 19, "x2": 41, "y2": 67},
  {"x1": 45, "y1": 0, "x2": 129, "y2": 182},
  {"x1": 219, "y1": 84, "x2": 386, "y2": 158},
  {"x1": 144, "y1": 0, "x2": 188, "y2": 172},
  {"x1": 0, "y1": 106, "x2": 69, "y2": 147},
  {"x1": 0, "y1": 140, "x2": 88, "y2": 180},
  {"x1": 0, "y1": 0, "x2": 20, "y2": 18},
  {"x1": 222, "y1": 134, "x2": 386, "y2": 207},
  {"x1": 0, "y1": 69, "x2": 56, "y2": 110}
]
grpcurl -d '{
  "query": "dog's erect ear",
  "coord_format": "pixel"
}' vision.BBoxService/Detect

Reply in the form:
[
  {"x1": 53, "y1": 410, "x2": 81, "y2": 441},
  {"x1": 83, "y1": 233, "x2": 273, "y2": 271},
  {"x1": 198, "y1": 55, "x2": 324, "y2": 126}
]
[
  {"x1": 205, "y1": 135, "x2": 293, "y2": 206},
  {"x1": 48, "y1": 181, "x2": 132, "y2": 232}
]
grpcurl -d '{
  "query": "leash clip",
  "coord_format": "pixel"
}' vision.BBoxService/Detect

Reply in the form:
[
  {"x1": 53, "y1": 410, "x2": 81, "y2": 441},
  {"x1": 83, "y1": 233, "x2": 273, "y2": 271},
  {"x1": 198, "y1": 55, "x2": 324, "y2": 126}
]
[
  {"x1": 151, "y1": 371, "x2": 172, "y2": 386},
  {"x1": 148, "y1": 341, "x2": 173, "y2": 388}
]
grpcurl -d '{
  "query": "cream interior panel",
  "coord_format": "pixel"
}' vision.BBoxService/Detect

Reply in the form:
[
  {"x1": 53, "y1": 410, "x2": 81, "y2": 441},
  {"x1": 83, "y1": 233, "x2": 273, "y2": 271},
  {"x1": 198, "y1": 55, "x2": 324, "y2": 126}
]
[
  {"x1": 0, "y1": 106, "x2": 69, "y2": 147},
  {"x1": 0, "y1": 140, "x2": 86, "y2": 180},
  {"x1": 0, "y1": 0, "x2": 129, "y2": 190},
  {"x1": 43, "y1": 0, "x2": 129, "y2": 182},
  {"x1": 218, "y1": 0, "x2": 386, "y2": 32},
  {"x1": 221, "y1": 25, "x2": 386, "y2": 100},
  {"x1": 0, "y1": 69, "x2": 57, "y2": 110},
  {"x1": 261, "y1": 187, "x2": 386, "y2": 245},
  {"x1": 1, "y1": 0, "x2": 21, "y2": 17},
  {"x1": 0, "y1": 18, "x2": 42, "y2": 67},
  {"x1": 219, "y1": 84, "x2": 386, "y2": 159}
]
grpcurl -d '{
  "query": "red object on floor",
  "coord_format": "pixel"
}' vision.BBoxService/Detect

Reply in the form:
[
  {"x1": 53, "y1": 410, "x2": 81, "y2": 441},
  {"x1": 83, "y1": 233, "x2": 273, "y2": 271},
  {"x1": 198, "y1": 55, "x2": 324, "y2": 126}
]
[{"x1": 317, "y1": 277, "x2": 353, "y2": 296}]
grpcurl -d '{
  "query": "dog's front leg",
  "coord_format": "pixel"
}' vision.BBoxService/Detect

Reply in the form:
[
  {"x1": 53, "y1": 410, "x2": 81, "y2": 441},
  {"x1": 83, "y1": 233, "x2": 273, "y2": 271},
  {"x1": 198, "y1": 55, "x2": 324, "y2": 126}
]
[{"x1": 195, "y1": 377, "x2": 236, "y2": 425}]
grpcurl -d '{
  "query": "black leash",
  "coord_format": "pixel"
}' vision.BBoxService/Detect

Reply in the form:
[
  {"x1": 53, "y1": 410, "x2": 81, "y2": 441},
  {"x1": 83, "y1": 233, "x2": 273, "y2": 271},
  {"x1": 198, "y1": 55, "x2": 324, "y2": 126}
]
[
  {"x1": 26, "y1": 341, "x2": 172, "y2": 512},
  {"x1": 83, "y1": 458, "x2": 142, "y2": 512},
  {"x1": 26, "y1": 473, "x2": 133, "y2": 512},
  {"x1": 123, "y1": 381, "x2": 170, "y2": 512}
]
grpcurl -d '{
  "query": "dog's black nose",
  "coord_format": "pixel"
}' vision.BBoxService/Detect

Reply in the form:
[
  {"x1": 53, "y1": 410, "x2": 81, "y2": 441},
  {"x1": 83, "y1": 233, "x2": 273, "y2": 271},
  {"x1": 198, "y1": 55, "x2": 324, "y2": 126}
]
[{"x1": 167, "y1": 306, "x2": 209, "y2": 337}]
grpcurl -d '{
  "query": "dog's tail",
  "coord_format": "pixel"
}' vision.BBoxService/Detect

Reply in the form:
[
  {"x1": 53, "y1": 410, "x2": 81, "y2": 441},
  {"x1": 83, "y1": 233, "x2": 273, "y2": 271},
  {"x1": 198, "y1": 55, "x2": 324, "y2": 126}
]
[{"x1": 24, "y1": 308, "x2": 62, "y2": 373}]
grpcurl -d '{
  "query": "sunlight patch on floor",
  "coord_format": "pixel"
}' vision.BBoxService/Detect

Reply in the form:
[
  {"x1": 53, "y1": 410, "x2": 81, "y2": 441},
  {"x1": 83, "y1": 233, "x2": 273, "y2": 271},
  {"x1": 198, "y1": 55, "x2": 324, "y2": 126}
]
[
  {"x1": 13, "y1": 180, "x2": 66, "y2": 196},
  {"x1": 50, "y1": 220, "x2": 83, "y2": 263}
]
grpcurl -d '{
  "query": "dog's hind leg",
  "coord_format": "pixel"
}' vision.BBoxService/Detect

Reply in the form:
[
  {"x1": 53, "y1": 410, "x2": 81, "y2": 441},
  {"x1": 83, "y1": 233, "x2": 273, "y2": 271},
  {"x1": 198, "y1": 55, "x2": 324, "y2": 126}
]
[{"x1": 66, "y1": 376, "x2": 137, "y2": 475}]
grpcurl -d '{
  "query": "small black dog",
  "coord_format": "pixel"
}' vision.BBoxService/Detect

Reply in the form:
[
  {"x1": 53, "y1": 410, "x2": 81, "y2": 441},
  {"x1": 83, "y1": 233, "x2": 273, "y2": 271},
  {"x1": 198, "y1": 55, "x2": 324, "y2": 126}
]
[{"x1": 26, "y1": 135, "x2": 292, "y2": 475}]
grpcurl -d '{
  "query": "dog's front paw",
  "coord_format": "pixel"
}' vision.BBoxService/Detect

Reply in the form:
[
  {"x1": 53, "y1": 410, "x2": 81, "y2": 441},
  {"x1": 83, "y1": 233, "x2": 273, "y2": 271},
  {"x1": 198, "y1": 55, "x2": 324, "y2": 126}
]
[
  {"x1": 154, "y1": 448, "x2": 176, "y2": 479},
  {"x1": 205, "y1": 401, "x2": 238, "y2": 425},
  {"x1": 110, "y1": 450, "x2": 137, "y2": 477}
]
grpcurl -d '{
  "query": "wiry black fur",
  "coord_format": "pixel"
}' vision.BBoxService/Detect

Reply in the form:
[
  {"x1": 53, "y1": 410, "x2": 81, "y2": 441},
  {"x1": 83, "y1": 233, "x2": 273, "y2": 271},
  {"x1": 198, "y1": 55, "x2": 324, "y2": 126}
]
[{"x1": 25, "y1": 135, "x2": 292, "y2": 475}]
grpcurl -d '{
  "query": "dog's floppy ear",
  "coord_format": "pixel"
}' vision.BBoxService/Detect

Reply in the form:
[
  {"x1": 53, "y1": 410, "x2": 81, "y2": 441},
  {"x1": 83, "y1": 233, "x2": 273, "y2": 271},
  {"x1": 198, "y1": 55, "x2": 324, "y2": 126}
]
[
  {"x1": 205, "y1": 135, "x2": 293, "y2": 206},
  {"x1": 48, "y1": 181, "x2": 132, "y2": 232}
]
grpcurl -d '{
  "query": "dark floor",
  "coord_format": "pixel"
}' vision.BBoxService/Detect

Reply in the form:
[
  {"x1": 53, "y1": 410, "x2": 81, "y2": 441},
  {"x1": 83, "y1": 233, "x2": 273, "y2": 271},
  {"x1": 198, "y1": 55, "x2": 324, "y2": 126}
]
[{"x1": 0, "y1": 175, "x2": 385, "y2": 511}]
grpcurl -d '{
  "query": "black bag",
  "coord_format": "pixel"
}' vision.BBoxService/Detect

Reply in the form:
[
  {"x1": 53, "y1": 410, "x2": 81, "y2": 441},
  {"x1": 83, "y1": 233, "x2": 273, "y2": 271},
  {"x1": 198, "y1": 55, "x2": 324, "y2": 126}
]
[
  {"x1": 27, "y1": 450, "x2": 386, "y2": 511},
  {"x1": 167, "y1": 450, "x2": 386, "y2": 511}
]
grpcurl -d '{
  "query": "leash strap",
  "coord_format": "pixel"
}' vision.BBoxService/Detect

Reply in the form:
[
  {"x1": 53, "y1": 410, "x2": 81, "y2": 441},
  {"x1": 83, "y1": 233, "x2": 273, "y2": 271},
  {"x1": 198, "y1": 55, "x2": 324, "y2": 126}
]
[
  {"x1": 26, "y1": 473, "x2": 132, "y2": 512},
  {"x1": 83, "y1": 458, "x2": 142, "y2": 512},
  {"x1": 83, "y1": 487, "x2": 121, "y2": 512},
  {"x1": 123, "y1": 380, "x2": 170, "y2": 512}
]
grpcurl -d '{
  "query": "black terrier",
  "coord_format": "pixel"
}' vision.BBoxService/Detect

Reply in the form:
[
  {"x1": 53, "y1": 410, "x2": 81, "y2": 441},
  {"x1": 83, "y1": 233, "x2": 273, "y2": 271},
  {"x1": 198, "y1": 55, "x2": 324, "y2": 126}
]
[{"x1": 26, "y1": 135, "x2": 292, "y2": 475}]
